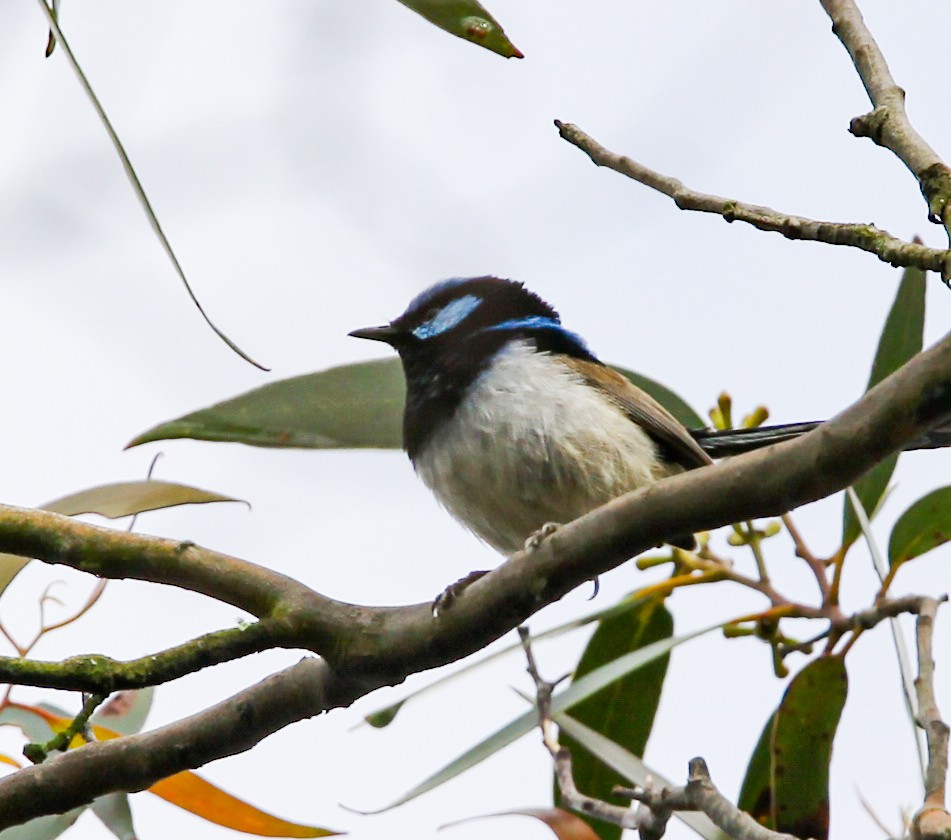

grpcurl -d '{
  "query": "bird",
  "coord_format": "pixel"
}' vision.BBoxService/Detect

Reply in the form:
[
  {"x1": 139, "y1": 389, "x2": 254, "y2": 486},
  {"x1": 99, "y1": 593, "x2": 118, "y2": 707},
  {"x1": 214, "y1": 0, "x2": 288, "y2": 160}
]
[{"x1": 349, "y1": 276, "x2": 951, "y2": 562}]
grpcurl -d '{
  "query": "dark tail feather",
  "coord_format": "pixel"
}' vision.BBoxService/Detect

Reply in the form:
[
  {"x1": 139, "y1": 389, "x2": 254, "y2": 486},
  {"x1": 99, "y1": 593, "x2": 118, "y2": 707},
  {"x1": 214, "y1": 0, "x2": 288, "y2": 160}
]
[{"x1": 691, "y1": 421, "x2": 951, "y2": 459}]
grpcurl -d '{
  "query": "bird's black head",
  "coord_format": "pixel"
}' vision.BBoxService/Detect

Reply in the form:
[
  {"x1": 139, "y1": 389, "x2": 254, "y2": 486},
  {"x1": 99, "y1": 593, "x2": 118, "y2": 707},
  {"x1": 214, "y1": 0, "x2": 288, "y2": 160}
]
[
  {"x1": 350, "y1": 276, "x2": 594, "y2": 359},
  {"x1": 350, "y1": 276, "x2": 597, "y2": 456}
]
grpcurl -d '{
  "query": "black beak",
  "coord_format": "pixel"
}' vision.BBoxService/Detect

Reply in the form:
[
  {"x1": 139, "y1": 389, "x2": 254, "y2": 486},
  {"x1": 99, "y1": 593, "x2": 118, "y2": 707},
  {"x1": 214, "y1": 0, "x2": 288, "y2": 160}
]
[{"x1": 348, "y1": 324, "x2": 402, "y2": 344}]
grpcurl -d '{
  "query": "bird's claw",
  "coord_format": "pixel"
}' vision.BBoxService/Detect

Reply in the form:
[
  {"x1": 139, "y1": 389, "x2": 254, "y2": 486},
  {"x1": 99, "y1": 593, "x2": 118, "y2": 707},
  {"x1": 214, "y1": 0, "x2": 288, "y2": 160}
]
[
  {"x1": 524, "y1": 522, "x2": 561, "y2": 551},
  {"x1": 432, "y1": 570, "x2": 489, "y2": 616}
]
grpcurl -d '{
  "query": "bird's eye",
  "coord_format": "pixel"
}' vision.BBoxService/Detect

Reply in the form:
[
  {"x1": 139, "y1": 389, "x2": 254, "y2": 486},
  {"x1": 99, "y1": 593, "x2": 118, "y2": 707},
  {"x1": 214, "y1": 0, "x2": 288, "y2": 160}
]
[{"x1": 412, "y1": 294, "x2": 482, "y2": 340}]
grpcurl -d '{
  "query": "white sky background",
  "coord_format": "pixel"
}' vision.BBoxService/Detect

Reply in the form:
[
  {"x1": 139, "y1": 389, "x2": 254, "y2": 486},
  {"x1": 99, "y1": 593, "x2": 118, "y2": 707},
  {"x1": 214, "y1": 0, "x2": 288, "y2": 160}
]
[{"x1": 2, "y1": 1, "x2": 951, "y2": 838}]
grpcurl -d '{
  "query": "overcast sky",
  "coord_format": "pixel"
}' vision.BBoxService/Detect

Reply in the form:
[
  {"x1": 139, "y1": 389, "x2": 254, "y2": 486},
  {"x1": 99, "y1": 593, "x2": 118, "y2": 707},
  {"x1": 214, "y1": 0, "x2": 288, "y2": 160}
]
[{"x1": 2, "y1": 2, "x2": 951, "y2": 839}]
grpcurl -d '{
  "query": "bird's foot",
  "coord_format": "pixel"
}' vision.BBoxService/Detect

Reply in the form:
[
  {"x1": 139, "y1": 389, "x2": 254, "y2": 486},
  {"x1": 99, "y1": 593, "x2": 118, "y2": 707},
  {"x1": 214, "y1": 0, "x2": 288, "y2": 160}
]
[
  {"x1": 524, "y1": 522, "x2": 561, "y2": 552},
  {"x1": 432, "y1": 570, "x2": 489, "y2": 617}
]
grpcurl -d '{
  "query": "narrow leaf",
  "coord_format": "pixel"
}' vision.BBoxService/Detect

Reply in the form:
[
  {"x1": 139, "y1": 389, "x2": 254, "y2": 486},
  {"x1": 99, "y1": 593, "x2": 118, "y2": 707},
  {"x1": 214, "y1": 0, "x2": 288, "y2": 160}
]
[
  {"x1": 129, "y1": 360, "x2": 407, "y2": 450},
  {"x1": 443, "y1": 808, "x2": 600, "y2": 839},
  {"x1": 360, "y1": 592, "x2": 659, "y2": 729},
  {"x1": 0, "y1": 481, "x2": 244, "y2": 596},
  {"x1": 0, "y1": 809, "x2": 85, "y2": 840},
  {"x1": 888, "y1": 486, "x2": 951, "y2": 567},
  {"x1": 771, "y1": 657, "x2": 848, "y2": 840},
  {"x1": 10, "y1": 704, "x2": 340, "y2": 838},
  {"x1": 89, "y1": 688, "x2": 154, "y2": 736},
  {"x1": 618, "y1": 369, "x2": 704, "y2": 429},
  {"x1": 555, "y1": 713, "x2": 726, "y2": 840},
  {"x1": 34, "y1": 0, "x2": 266, "y2": 369},
  {"x1": 396, "y1": 0, "x2": 523, "y2": 58},
  {"x1": 150, "y1": 772, "x2": 341, "y2": 837},
  {"x1": 44, "y1": 481, "x2": 246, "y2": 520},
  {"x1": 44, "y1": 0, "x2": 62, "y2": 55},
  {"x1": 91, "y1": 792, "x2": 137, "y2": 840},
  {"x1": 128, "y1": 360, "x2": 703, "y2": 450},
  {"x1": 0, "y1": 704, "x2": 58, "y2": 743},
  {"x1": 557, "y1": 599, "x2": 672, "y2": 840},
  {"x1": 736, "y1": 713, "x2": 775, "y2": 827},
  {"x1": 354, "y1": 622, "x2": 722, "y2": 813},
  {"x1": 842, "y1": 263, "x2": 925, "y2": 547}
]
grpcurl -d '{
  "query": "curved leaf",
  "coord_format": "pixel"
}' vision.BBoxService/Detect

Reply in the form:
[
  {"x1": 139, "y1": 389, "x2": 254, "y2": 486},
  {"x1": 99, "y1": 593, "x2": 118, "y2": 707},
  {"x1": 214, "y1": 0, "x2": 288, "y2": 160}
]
[
  {"x1": 737, "y1": 712, "x2": 776, "y2": 827},
  {"x1": 91, "y1": 792, "x2": 137, "y2": 840},
  {"x1": 353, "y1": 621, "x2": 722, "y2": 813},
  {"x1": 842, "y1": 263, "x2": 925, "y2": 548},
  {"x1": 36, "y1": 1, "x2": 266, "y2": 369},
  {"x1": 555, "y1": 713, "x2": 725, "y2": 840},
  {"x1": 617, "y1": 368, "x2": 705, "y2": 429},
  {"x1": 129, "y1": 360, "x2": 407, "y2": 450},
  {"x1": 44, "y1": 481, "x2": 246, "y2": 520},
  {"x1": 89, "y1": 688, "x2": 154, "y2": 736},
  {"x1": 150, "y1": 772, "x2": 341, "y2": 838},
  {"x1": 129, "y1": 360, "x2": 704, "y2": 450},
  {"x1": 443, "y1": 808, "x2": 600, "y2": 839},
  {"x1": 0, "y1": 809, "x2": 85, "y2": 840},
  {"x1": 888, "y1": 486, "x2": 951, "y2": 568},
  {"x1": 360, "y1": 593, "x2": 660, "y2": 730},
  {"x1": 8, "y1": 704, "x2": 340, "y2": 838},
  {"x1": 556, "y1": 599, "x2": 672, "y2": 840},
  {"x1": 396, "y1": 0, "x2": 523, "y2": 58},
  {"x1": 771, "y1": 657, "x2": 848, "y2": 840},
  {"x1": 0, "y1": 480, "x2": 245, "y2": 596}
]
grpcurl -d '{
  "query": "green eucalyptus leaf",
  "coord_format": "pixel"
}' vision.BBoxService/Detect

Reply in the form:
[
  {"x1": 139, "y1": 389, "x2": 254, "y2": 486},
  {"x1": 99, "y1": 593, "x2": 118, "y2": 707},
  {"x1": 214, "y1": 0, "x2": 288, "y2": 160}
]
[
  {"x1": 556, "y1": 599, "x2": 672, "y2": 840},
  {"x1": 359, "y1": 593, "x2": 658, "y2": 729},
  {"x1": 396, "y1": 0, "x2": 523, "y2": 58},
  {"x1": 737, "y1": 712, "x2": 776, "y2": 828},
  {"x1": 771, "y1": 657, "x2": 848, "y2": 840},
  {"x1": 44, "y1": 481, "x2": 245, "y2": 520},
  {"x1": 89, "y1": 688, "x2": 155, "y2": 736},
  {"x1": 555, "y1": 713, "x2": 726, "y2": 840},
  {"x1": 352, "y1": 621, "x2": 722, "y2": 814},
  {"x1": 0, "y1": 705, "x2": 57, "y2": 743},
  {"x1": 842, "y1": 263, "x2": 925, "y2": 548},
  {"x1": 888, "y1": 486, "x2": 951, "y2": 568},
  {"x1": 0, "y1": 809, "x2": 86, "y2": 840},
  {"x1": 0, "y1": 481, "x2": 244, "y2": 596},
  {"x1": 90, "y1": 793, "x2": 137, "y2": 840},
  {"x1": 129, "y1": 359, "x2": 704, "y2": 450},
  {"x1": 129, "y1": 360, "x2": 407, "y2": 450},
  {"x1": 617, "y1": 367, "x2": 705, "y2": 429}
]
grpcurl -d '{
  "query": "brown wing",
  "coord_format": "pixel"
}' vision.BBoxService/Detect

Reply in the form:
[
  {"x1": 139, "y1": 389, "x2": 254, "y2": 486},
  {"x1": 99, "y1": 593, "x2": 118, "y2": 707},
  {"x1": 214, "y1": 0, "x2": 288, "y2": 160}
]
[{"x1": 561, "y1": 357, "x2": 713, "y2": 470}]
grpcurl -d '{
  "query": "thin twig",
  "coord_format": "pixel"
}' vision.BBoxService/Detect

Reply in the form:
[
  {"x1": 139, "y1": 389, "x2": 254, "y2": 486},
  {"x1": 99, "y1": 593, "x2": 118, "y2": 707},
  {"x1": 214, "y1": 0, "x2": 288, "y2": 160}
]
[
  {"x1": 554, "y1": 120, "x2": 951, "y2": 281},
  {"x1": 781, "y1": 513, "x2": 830, "y2": 600},
  {"x1": 818, "y1": 0, "x2": 951, "y2": 244},
  {"x1": 521, "y1": 628, "x2": 801, "y2": 840},
  {"x1": 911, "y1": 598, "x2": 951, "y2": 839},
  {"x1": 22, "y1": 692, "x2": 106, "y2": 764}
]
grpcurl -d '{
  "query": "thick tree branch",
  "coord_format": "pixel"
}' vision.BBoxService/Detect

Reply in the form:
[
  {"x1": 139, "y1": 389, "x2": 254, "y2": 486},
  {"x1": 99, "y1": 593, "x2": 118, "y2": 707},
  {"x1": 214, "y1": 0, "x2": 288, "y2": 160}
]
[
  {"x1": 819, "y1": 0, "x2": 951, "y2": 240},
  {"x1": 1, "y1": 330, "x2": 951, "y2": 827},
  {"x1": 555, "y1": 120, "x2": 951, "y2": 281},
  {"x1": 0, "y1": 657, "x2": 358, "y2": 827}
]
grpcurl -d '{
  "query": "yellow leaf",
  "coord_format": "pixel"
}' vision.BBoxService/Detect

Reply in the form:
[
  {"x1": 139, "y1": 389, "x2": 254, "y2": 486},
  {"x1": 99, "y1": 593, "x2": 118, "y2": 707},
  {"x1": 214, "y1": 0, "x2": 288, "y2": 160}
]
[
  {"x1": 149, "y1": 773, "x2": 342, "y2": 837},
  {"x1": 15, "y1": 705, "x2": 341, "y2": 837}
]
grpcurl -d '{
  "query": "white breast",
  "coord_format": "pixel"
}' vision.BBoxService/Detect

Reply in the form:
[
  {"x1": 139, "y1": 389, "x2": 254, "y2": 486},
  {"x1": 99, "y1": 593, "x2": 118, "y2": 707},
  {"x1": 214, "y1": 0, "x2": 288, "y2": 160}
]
[{"x1": 413, "y1": 340, "x2": 669, "y2": 555}]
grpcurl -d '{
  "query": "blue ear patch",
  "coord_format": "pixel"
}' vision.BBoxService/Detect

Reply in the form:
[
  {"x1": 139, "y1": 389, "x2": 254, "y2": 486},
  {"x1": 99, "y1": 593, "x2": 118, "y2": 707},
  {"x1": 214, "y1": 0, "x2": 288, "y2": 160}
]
[
  {"x1": 412, "y1": 294, "x2": 483, "y2": 339},
  {"x1": 485, "y1": 316, "x2": 593, "y2": 356}
]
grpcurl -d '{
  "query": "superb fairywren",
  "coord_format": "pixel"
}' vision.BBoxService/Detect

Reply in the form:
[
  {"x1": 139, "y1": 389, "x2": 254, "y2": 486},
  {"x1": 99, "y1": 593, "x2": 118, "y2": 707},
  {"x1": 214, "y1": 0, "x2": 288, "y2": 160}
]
[
  {"x1": 350, "y1": 276, "x2": 951, "y2": 559},
  {"x1": 349, "y1": 276, "x2": 715, "y2": 555}
]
